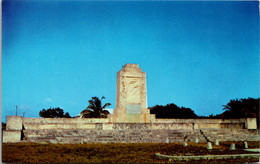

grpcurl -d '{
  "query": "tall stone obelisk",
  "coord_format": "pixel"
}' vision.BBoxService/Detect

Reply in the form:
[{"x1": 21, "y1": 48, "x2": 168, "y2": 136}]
[{"x1": 108, "y1": 64, "x2": 155, "y2": 123}]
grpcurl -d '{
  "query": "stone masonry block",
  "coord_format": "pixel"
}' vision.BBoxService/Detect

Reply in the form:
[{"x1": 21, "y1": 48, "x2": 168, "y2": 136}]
[
  {"x1": 6, "y1": 116, "x2": 23, "y2": 130},
  {"x1": 3, "y1": 130, "x2": 21, "y2": 143},
  {"x1": 103, "y1": 124, "x2": 113, "y2": 130},
  {"x1": 246, "y1": 118, "x2": 257, "y2": 129}
]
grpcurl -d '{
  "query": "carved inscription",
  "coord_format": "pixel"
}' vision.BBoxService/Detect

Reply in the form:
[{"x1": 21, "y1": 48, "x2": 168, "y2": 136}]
[{"x1": 127, "y1": 104, "x2": 141, "y2": 114}]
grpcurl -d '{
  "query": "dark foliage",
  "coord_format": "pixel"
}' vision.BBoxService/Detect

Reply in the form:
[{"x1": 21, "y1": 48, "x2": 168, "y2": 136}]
[
  {"x1": 149, "y1": 103, "x2": 198, "y2": 119},
  {"x1": 39, "y1": 107, "x2": 71, "y2": 118},
  {"x1": 199, "y1": 114, "x2": 222, "y2": 119},
  {"x1": 222, "y1": 97, "x2": 259, "y2": 119},
  {"x1": 222, "y1": 97, "x2": 259, "y2": 128},
  {"x1": 198, "y1": 97, "x2": 259, "y2": 128},
  {"x1": 2, "y1": 122, "x2": 6, "y2": 130},
  {"x1": 80, "y1": 96, "x2": 111, "y2": 118}
]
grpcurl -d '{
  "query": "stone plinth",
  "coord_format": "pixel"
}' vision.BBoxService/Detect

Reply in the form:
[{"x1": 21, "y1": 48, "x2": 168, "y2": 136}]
[
  {"x1": 108, "y1": 64, "x2": 155, "y2": 123},
  {"x1": 6, "y1": 116, "x2": 23, "y2": 130},
  {"x1": 3, "y1": 130, "x2": 21, "y2": 143},
  {"x1": 246, "y1": 118, "x2": 257, "y2": 129}
]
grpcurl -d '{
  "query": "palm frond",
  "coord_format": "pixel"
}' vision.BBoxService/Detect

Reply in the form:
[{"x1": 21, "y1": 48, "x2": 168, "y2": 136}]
[
  {"x1": 100, "y1": 110, "x2": 110, "y2": 118},
  {"x1": 102, "y1": 103, "x2": 111, "y2": 110},
  {"x1": 80, "y1": 96, "x2": 111, "y2": 118},
  {"x1": 101, "y1": 110, "x2": 110, "y2": 114},
  {"x1": 80, "y1": 109, "x2": 93, "y2": 115},
  {"x1": 88, "y1": 100, "x2": 96, "y2": 109}
]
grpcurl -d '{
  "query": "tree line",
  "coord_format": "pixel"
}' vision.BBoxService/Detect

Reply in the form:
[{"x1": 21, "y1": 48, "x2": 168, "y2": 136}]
[
  {"x1": 38, "y1": 97, "x2": 259, "y2": 124},
  {"x1": 149, "y1": 104, "x2": 198, "y2": 119},
  {"x1": 39, "y1": 97, "x2": 111, "y2": 118}
]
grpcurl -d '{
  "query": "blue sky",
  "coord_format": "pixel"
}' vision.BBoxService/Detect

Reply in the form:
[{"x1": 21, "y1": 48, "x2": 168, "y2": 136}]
[{"x1": 2, "y1": 1, "x2": 259, "y2": 122}]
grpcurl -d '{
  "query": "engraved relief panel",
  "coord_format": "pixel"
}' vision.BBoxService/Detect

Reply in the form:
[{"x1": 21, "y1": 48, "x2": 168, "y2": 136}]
[
  {"x1": 120, "y1": 77, "x2": 127, "y2": 99},
  {"x1": 126, "y1": 77, "x2": 141, "y2": 104}
]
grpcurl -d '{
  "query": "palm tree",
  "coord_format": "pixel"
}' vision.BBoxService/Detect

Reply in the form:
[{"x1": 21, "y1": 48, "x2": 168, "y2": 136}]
[
  {"x1": 222, "y1": 98, "x2": 243, "y2": 118},
  {"x1": 80, "y1": 96, "x2": 111, "y2": 118},
  {"x1": 222, "y1": 98, "x2": 259, "y2": 119}
]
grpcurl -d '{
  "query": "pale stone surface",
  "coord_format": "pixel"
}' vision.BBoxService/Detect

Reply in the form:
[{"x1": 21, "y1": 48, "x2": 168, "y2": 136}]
[
  {"x1": 108, "y1": 64, "x2": 155, "y2": 123},
  {"x1": 246, "y1": 118, "x2": 257, "y2": 129},
  {"x1": 21, "y1": 118, "x2": 255, "y2": 130},
  {"x1": 197, "y1": 123, "x2": 221, "y2": 129},
  {"x1": 207, "y1": 142, "x2": 212, "y2": 149},
  {"x1": 200, "y1": 129, "x2": 259, "y2": 142},
  {"x1": 49, "y1": 139, "x2": 58, "y2": 144},
  {"x1": 154, "y1": 118, "x2": 246, "y2": 123},
  {"x1": 103, "y1": 124, "x2": 113, "y2": 130},
  {"x1": 243, "y1": 148, "x2": 260, "y2": 152},
  {"x1": 21, "y1": 121, "x2": 226, "y2": 131},
  {"x1": 23, "y1": 123, "x2": 96, "y2": 130},
  {"x1": 21, "y1": 128, "x2": 259, "y2": 143},
  {"x1": 6, "y1": 116, "x2": 23, "y2": 130},
  {"x1": 193, "y1": 123, "x2": 199, "y2": 129},
  {"x1": 161, "y1": 121, "x2": 242, "y2": 129},
  {"x1": 156, "y1": 152, "x2": 260, "y2": 161},
  {"x1": 230, "y1": 143, "x2": 236, "y2": 150},
  {"x1": 244, "y1": 141, "x2": 248, "y2": 149},
  {"x1": 214, "y1": 139, "x2": 219, "y2": 145},
  {"x1": 165, "y1": 137, "x2": 169, "y2": 143},
  {"x1": 3, "y1": 130, "x2": 21, "y2": 143},
  {"x1": 23, "y1": 118, "x2": 108, "y2": 124},
  {"x1": 154, "y1": 118, "x2": 247, "y2": 129}
]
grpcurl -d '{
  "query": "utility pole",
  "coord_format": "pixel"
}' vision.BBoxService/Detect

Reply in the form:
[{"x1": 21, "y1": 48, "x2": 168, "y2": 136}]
[{"x1": 16, "y1": 105, "x2": 18, "y2": 116}]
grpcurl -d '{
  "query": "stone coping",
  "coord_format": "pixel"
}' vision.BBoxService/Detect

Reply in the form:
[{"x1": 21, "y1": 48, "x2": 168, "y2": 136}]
[
  {"x1": 155, "y1": 153, "x2": 260, "y2": 161},
  {"x1": 243, "y1": 149, "x2": 260, "y2": 153},
  {"x1": 154, "y1": 118, "x2": 246, "y2": 123}
]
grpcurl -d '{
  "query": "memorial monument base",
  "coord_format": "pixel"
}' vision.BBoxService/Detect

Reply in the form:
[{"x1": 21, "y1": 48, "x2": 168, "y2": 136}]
[
  {"x1": 2, "y1": 116, "x2": 258, "y2": 143},
  {"x1": 107, "y1": 113, "x2": 156, "y2": 123}
]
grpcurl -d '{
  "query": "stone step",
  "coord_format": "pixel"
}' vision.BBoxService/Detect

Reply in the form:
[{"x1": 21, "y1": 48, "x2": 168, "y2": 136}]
[
  {"x1": 22, "y1": 129, "x2": 259, "y2": 143},
  {"x1": 201, "y1": 129, "x2": 260, "y2": 142},
  {"x1": 22, "y1": 129, "x2": 205, "y2": 143}
]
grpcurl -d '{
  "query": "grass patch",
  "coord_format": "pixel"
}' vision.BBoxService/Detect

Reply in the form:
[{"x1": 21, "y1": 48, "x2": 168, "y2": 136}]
[{"x1": 2, "y1": 142, "x2": 260, "y2": 163}]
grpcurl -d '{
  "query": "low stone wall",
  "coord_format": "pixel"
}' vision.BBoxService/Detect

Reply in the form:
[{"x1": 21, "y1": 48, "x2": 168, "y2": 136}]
[
  {"x1": 23, "y1": 123, "x2": 97, "y2": 130},
  {"x1": 3, "y1": 131, "x2": 21, "y2": 143},
  {"x1": 155, "y1": 153, "x2": 260, "y2": 161},
  {"x1": 246, "y1": 118, "x2": 258, "y2": 129},
  {"x1": 22, "y1": 118, "x2": 109, "y2": 130},
  {"x1": 155, "y1": 118, "x2": 247, "y2": 129},
  {"x1": 21, "y1": 118, "x2": 251, "y2": 130},
  {"x1": 111, "y1": 123, "x2": 193, "y2": 130},
  {"x1": 6, "y1": 116, "x2": 23, "y2": 130},
  {"x1": 154, "y1": 118, "x2": 246, "y2": 123},
  {"x1": 23, "y1": 118, "x2": 109, "y2": 124},
  {"x1": 4, "y1": 116, "x2": 256, "y2": 131},
  {"x1": 3, "y1": 116, "x2": 257, "y2": 143}
]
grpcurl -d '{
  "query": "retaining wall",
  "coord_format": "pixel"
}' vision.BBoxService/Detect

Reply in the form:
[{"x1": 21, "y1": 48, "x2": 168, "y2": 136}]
[
  {"x1": 154, "y1": 118, "x2": 247, "y2": 129},
  {"x1": 23, "y1": 118, "x2": 109, "y2": 124},
  {"x1": 5, "y1": 116, "x2": 256, "y2": 131},
  {"x1": 20, "y1": 118, "x2": 250, "y2": 130},
  {"x1": 3, "y1": 116, "x2": 258, "y2": 143}
]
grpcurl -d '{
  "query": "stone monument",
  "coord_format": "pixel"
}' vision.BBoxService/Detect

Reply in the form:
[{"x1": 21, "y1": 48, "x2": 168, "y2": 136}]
[
  {"x1": 108, "y1": 64, "x2": 155, "y2": 123},
  {"x1": 3, "y1": 63, "x2": 258, "y2": 143}
]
